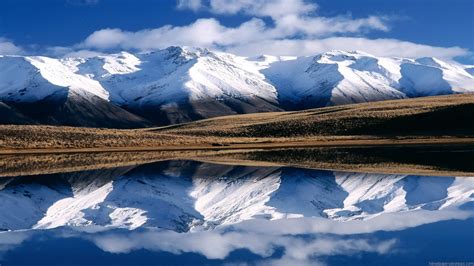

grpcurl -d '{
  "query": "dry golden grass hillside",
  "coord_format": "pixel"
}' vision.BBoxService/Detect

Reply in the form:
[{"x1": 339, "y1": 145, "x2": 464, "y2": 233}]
[
  {"x1": 156, "y1": 94, "x2": 474, "y2": 137},
  {"x1": 0, "y1": 94, "x2": 473, "y2": 150}
]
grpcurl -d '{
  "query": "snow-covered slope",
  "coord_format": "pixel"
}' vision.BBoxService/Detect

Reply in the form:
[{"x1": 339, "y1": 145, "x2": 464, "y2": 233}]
[
  {"x1": 0, "y1": 55, "x2": 108, "y2": 102},
  {"x1": 0, "y1": 48, "x2": 472, "y2": 126},
  {"x1": 259, "y1": 50, "x2": 474, "y2": 108},
  {"x1": 0, "y1": 55, "x2": 152, "y2": 128},
  {"x1": 0, "y1": 161, "x2": 472, "y2": 232}
]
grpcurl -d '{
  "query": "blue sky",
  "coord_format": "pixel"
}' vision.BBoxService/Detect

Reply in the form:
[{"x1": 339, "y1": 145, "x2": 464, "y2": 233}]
[{"x1": 0, "y1": 0, "x2": 473, "y2": 63}]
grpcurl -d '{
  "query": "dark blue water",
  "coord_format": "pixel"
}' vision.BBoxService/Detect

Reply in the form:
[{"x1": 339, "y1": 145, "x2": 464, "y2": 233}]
[{"x1": 0, "y1": 160, "x2": 472, "y2": 265}]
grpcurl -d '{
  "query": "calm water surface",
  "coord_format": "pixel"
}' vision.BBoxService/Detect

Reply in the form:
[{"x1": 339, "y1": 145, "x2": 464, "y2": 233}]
[{"x1": 0, "y1": 160, "x2": 473, "y2": 265}]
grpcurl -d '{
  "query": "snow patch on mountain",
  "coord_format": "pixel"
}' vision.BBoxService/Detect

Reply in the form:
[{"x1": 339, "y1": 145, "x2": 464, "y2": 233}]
[
  {"x1": 34, "y1": 182, "x2": 114, "y2": 229},
  {"x1": 0, "y1": 55, "x2": 109, "y2": 102},
  {"x1": 190, "y1": 169, "x2": 282, "y2": 228}
]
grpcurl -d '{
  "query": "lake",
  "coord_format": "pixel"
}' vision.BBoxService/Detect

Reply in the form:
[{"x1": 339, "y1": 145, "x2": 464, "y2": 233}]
[{"x1": 0, "y1": 159, "x2": 473, "y2": 265}]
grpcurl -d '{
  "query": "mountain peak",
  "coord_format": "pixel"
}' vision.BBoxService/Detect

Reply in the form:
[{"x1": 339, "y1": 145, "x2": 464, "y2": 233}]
[
  {"x1": 0, "y1": 49, "x2": 473, "y2": 127},
  {"x1": 315, "y1": 50, "x2": 375, "y2": 62},
  {"x1": 324, "y1": 49, "x2": 369, "y2": 55},
  {"x1": 160, "y1": 46, "x2": 216, "y2": 59}
]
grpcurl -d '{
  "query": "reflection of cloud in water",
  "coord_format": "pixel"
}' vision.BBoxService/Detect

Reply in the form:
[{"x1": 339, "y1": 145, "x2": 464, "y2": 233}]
[
  {"x1": 89, "y1": 228, "x2": 396, "y2": 263},
  {"x1": 0, "y1": 226, "x2": 396, "y2": 265},
  {"x1": 85, "y1": 207, "x2": 467, "y2": 260},
  {"x1": 0, "y1": 206, "x2": 471, "y2": 265},
  {"x1": 82, "y1": 207, "x2": 471, "y2": 263},
  {"x1": 0, "y1": 231, "x2": 31, "y2": 259}
]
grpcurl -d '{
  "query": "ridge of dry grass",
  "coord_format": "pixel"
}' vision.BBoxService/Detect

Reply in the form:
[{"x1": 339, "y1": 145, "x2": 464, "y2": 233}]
[
  {"x1": 0, "y1": 94, "x2": 472, "y2": 150},
  {"x1": 156, "y1": 94, "x2": 474, "y2": 137}
]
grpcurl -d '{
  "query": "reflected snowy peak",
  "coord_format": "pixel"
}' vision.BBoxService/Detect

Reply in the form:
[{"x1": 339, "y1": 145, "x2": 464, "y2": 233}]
[{"x1": 0, "y1": 160, "x2": 472, "y2": 232}]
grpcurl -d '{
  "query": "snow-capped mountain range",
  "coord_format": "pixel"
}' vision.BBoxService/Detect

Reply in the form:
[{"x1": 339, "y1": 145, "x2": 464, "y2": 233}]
[
  {"x1": 1, "y1": 47, "x2": 473, "y2": 127},
  {"x1": 0, "y1": 161, "x2": 472, "y2": 232}
]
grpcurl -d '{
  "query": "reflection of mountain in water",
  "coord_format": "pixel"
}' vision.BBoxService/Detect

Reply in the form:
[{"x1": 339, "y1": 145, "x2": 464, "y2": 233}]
[{"x1": 0, "y1": 160, "x2": 472, "y2": 232}]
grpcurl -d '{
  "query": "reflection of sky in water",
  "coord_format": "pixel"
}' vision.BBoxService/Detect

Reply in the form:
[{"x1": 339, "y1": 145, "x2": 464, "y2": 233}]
[{"x1": 0, "y1": 160, "x2": 473, "y2": 265}]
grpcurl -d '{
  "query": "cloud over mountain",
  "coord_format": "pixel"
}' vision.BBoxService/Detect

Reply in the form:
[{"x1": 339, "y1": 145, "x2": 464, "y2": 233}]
[
  {"x1": 0, "y1": 38, "x2": 23, "y2": 55},
  {"x1": 0, "y1": 0, "x2": 470, "y2": 61},
  {"x1": 74, "y1": 0, "x2": 468, "y2": 60}
]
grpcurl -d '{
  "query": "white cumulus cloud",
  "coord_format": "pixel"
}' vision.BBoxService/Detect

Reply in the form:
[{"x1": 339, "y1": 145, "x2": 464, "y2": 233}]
[
  {"x1": 79, "y1": 14, "x2": 466, "y2": 60},
  {"x1": 226, "y1": 37, "x2": 468, "y2": 59},
  {"x1": 1, "y1": 0, "x2": 471, "y2": 61},
  {"x1": 208, "y1": 0, "x2": 317, "y2": 18},
  {"x1": 81, "y1": 0, "x2": 391, "y2": 52}
]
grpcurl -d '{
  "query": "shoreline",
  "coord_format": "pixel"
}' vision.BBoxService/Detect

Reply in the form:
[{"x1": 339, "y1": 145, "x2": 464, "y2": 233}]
[
  {"x1": 1, "y1": 138, "x2": 473, "y2": 178},
  {"x1": 1, "y1": 136, "x2": 473, "y2": 155}
]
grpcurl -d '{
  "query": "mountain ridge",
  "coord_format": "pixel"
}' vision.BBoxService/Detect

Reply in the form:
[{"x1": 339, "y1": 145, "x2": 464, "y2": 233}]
[{"x1": 1, "y1": 47, "x2": 473, "y2": 127}]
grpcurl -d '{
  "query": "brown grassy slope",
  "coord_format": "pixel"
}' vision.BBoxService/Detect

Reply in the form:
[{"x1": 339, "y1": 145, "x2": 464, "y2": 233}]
[
  {"x1": 0, "y1": 124, "x2": 281, "y2": 149},
  {"x1": 0, "y1": 94, "x2": 473, "y2": 150},
  {"x1": 156, "y1": 94, "x2": 474, "y2": 137},
  {"x1": 0, "y1": 126, "x2": 197, "y2": 149}
]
